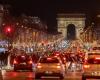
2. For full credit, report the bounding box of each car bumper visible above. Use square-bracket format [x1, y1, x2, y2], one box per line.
[82, 73, 100, 80]
[82, 71, 100, 80]
[14, 64, 32, 70]
[35, 72, 63, 77]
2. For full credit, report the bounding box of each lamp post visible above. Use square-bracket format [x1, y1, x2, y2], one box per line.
[4, 26, 13, 69]
[5, 26, 13, 51]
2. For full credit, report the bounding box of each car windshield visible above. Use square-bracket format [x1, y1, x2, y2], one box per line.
[39, 57, 59, 63]
[87, 54, 100, 64]
[92, 47, 100, 50]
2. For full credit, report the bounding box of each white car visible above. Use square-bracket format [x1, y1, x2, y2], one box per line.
[82, 53, 100, 80]
[35, 56, 65, 79]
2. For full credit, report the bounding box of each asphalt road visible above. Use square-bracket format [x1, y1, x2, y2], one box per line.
[0, 70, 82, 80]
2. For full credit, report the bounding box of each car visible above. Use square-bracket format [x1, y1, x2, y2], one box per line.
[35, 56, 65, 79]
[13, 54, 33, 71]
[88, 46, 100, 54]
[50, 51, 69, 71]
[82, 53, 100, 80]
[92, 46, 100, 51]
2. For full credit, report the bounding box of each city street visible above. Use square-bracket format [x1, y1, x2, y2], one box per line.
[0, 1, 100, 80]
[1, 70, 82, 80]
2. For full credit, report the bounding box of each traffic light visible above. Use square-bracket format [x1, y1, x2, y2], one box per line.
[3, 25, 14, 37]
[5, 27, 12, 33]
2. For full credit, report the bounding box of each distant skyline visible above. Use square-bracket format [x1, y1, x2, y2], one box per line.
[0, 0, 100, 31]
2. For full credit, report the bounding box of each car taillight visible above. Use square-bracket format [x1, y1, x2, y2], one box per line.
[63, 57, 66, 60]
[83, 65, 90, 68]
[37, 65, 42, 68]
[57, 63, 61, 69]
[37, 63, 42, 68]
[84, 58, 88, 63]
[95, 57, 100, 60]
[56, 54, 59, 56]
[28, 60, 32, 64]
[47, 58, 52, 60]
[57, 65, 61, 69]
[13, 60, 18, 64]
[54, 55, 57, 57]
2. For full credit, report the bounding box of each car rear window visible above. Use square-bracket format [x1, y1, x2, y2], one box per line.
[87, 54, 100, 64]
[15, 55, 31, 62]
[39, 57, 59, 63]
[92, 47, 100, 50]
[87, 58, 100, 64]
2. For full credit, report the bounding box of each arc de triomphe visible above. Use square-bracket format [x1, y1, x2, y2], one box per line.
[57, 14, 86, 40]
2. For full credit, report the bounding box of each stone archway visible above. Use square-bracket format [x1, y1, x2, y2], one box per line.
[57, 14, 86, 40]
[67, 24, 76, 40]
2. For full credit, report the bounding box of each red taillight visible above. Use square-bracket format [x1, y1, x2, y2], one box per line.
[28, 60, 32, 64]
[54, 55, 57, 57]
[57, 63, 60, 65]
[83, 65, 90, 69]
[57, 63, 61, 69]
[37, 63, 42, 68]
[84, 58, 88, 63]
[21, 55, 25, 58]
[57, 66, 61, 69]
[56, 54, 59, 56]
[13, 60, 18, 64]
[47, 58, 52, 60]
[37, 65, 42, 68]
[63, 57, 66, 60]
[95, 57, 100, 60]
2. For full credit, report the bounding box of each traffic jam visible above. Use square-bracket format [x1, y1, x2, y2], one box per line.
[0, 42, 100, 80]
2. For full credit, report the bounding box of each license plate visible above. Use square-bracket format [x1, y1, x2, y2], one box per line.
[20, 63, 26, 65]
[45, 71, 52, 74]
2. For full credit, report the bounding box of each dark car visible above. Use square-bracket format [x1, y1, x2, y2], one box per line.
[13, 54, 33, 71]
[50, 51, 69, 71]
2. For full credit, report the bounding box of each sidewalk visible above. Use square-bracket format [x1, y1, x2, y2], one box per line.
[0, 65, 13, 71]
[1, 65, 36, 71]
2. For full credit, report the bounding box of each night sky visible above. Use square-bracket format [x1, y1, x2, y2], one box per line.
[0, 0, 100, 31]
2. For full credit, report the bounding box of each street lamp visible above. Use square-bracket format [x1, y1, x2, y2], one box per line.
[3, 26, 14, 69]
[4, 26, 13, 50]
